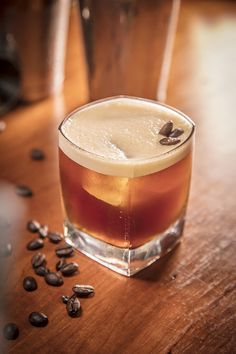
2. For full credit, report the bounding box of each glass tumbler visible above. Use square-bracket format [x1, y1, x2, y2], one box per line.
[58, 96, 195, 276]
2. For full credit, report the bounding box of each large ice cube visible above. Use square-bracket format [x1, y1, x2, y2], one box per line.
[82, 171, 129, 207]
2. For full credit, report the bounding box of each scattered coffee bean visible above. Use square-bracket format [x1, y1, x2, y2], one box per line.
[23, 276, 38, 291]
[61, 295, 70, 304]
[66, 295, 81, 317]
[44, 272, 64, 287]
[159, 137, 181, 146]
[0, 243, 12, 257]
[27, 220, 41, 233]
[31, 253, 46, 268]
[30, 148, 45, 161]
[159, 121, 173, 137]
[3, 323, 19, 340]
[55, 245, 74, 258]
[34, 266, 49, 277]
[0, 120, 6, 133]
[16, 185, 33, 197]
[61, 262, 79, 276]
[72, 284, 95, 297]
[56, 258, 66, 271]
[169, 128, 184, 138]
[28, 312, 48, 327]
[27, 238, 44, 251]
[38, 225, 48, 239]
[48, 232, 63, 244]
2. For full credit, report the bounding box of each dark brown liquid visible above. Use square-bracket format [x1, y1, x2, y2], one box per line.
[59, 149, 192, 248]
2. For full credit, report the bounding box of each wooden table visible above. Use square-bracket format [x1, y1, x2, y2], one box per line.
[0, 1, 236, 353]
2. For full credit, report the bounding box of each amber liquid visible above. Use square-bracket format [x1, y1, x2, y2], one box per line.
[59, 149, 192, 248]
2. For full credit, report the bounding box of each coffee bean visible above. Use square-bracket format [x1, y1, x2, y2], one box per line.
[169, 128, 184, 138]
[66, 295, 81, 317]
[48, 232, 63, 244]
[16, 185, 33, 197]
[61, 295, 70, 304]
[23, 276, 38, 291]
[159, 137, 181, 146]
[159, 121, 173, 137]
[44, 272, 64, 286]
[27, 220, 41, 233]
[31, 253, 46, 268]
[56, 258, 66, 271]
[34, 266, 49, 277]
[29, 312, 48, 327]
[27, 238, 44, 251]
[30, 148, 45, 161]
[3, 323, 19, 340]
[0, 243, 12, 257]
[38, 225, 48, 239]
[72, 284, 95, 297]
[55, 245, 74, 258]
[61, 262, 79, 276]
[0, 120, 6, 133]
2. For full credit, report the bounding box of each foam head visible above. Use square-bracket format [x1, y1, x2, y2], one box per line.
[59, 96, 194, 177]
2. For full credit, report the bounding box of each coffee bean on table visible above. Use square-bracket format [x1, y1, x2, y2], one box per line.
[72, 284, 95, 297]
[34, 266, 49, 277]
[159, 121, 173, 137]
[29, 312, 48, 327]
[48, 232, 63, 244]
[0, 243, 12, 257]
[23, 276, 38, 291]
[30, 148, 45, 161]
[27, 220, 41, 233]
[31, 253, 46, 268]
[27, 238, 44, 251]
[56, 258, 66, 271]
[44, 272, 64, 286]
[16, 185, 33, 197]
[55, 245, 74, 258]
[38, 225, 48, 239]
[66, 295, 81, 317]
[61, 262, 79, 276]
[169, 128, 184, 138]
[3, 323, 19, 340]
[61, 295, 70, 304]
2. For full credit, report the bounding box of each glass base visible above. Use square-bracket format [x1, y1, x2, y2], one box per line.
[64, 218, 185, 277]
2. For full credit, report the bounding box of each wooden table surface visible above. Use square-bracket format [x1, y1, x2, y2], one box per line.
[0, 1, 236, 353]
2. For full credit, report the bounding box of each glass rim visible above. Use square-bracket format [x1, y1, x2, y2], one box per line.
[58, 95, 195, 163]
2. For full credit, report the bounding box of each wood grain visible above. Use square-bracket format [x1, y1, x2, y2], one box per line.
[0, 1, 236, 353]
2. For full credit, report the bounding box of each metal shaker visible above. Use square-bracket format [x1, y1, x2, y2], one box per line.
[2, 0, 70, 103]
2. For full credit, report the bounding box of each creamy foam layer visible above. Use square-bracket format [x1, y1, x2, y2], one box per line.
[59, 97, 194, 177]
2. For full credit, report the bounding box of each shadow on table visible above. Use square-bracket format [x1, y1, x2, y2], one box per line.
[132, 244, 181, 282]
